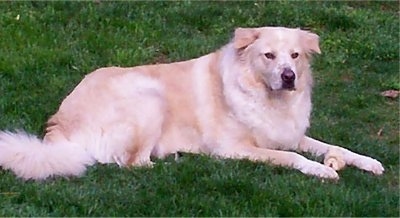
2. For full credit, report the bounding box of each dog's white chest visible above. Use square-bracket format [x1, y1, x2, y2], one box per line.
[252, 107, 309, 150]
[226, 87, 311, 150]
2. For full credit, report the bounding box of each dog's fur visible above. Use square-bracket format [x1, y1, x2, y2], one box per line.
[0, 27, 384, 180]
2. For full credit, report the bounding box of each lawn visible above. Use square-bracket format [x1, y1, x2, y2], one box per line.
[0, 1, 399, 217]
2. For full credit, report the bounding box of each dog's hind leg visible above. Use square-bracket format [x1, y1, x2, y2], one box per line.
[298, 136, 384, 175]
[119, 94, 165, 168]
[125, 124, 162, 168]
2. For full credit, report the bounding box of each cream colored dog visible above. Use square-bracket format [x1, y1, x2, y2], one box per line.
[0, 26, 384, 180]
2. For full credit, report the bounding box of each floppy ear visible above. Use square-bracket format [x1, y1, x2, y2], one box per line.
[302, 31, 321, 54]
[233, 27, 259, 49]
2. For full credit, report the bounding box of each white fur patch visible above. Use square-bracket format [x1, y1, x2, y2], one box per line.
[0, 131, 93, 180]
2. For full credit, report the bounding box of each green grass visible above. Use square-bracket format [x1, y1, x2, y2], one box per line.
[0, 1, 399, 217]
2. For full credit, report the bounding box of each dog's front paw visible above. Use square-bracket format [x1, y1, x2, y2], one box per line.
[298, 160, 339, 180]
[352, 155, 384, 175]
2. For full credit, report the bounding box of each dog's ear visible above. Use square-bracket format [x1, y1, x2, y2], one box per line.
[301, 31, 321, 54]
[233, 27, 259, 49]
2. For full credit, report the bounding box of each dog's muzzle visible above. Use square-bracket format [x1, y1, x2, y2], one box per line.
[281, 68, 296, 90]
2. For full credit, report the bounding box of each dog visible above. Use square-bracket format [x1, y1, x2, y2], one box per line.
[0, 26, 384, 180]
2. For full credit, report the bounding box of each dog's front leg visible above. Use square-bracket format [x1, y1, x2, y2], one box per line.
[212, 145, 339, 179]
[299, 136, 384, 175]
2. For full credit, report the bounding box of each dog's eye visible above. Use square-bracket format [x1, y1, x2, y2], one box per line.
[291, 52, 299, 59]
[264, 52, 275, 60]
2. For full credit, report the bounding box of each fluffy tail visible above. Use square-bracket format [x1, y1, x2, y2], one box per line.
[0, 131, 94, 180]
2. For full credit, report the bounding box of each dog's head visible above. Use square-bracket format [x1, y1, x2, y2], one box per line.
[233, 27, 320, 91]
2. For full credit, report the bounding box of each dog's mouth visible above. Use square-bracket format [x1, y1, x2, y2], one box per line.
[262, 75, 296, 92]
[267, 84, 296, 92]
[281, 83, 296, 91]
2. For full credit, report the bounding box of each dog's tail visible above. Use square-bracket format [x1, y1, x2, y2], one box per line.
[0, 130, 94, 180]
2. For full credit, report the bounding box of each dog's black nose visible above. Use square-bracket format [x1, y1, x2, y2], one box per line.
[281, 68, 296, 83]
